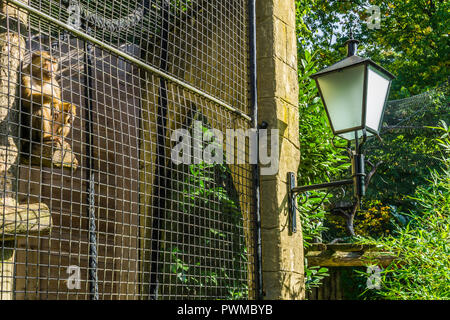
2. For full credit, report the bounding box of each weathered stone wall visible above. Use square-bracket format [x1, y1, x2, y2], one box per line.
[256, 0, 304, 299]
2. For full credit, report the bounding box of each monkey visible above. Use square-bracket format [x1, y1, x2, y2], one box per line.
[21, 51, 62, 110]
[21, 51, 61, 150]
[35, 101, 79, 169]
[20, 51, 77, 162]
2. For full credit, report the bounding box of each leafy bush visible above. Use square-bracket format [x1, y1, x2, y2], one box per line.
[327, 200, 395, 239]
[358, 122, 450, 300]
[297, 48, 352, 291]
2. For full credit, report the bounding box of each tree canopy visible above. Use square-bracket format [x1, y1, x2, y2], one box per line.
[298, 0, 449, 99]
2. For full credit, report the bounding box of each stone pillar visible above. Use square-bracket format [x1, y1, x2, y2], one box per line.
[256, 0, 304, 299]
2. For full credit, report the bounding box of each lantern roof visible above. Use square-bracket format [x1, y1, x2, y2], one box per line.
[312, 55, 395, 80]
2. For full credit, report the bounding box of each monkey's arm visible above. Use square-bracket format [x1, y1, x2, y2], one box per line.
[57, 103, 77, 139]
[22, 75, 60, 105]
[52, 102, 76, 143]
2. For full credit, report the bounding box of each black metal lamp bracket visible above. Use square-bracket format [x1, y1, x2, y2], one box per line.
[288, 147, 367, 234]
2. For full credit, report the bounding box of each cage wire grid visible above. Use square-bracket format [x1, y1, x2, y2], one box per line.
[0, 0, 257, 300]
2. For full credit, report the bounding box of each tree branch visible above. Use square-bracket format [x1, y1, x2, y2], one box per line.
[346, 160, 383, 236]
[366, 161, 383, 188]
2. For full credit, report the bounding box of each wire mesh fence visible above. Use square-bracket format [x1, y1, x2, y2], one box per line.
[0, 0, 257, 300]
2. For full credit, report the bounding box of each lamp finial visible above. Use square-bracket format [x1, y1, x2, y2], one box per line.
[345, 38, 360, 57]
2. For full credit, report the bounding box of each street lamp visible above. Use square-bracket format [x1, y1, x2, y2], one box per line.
[312, 39, 395, 140]
[288, 39, 395, 233]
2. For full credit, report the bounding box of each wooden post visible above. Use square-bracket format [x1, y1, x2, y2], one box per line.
[305, 243, 397, 268]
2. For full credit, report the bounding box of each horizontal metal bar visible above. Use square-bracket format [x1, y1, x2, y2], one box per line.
[7, 0, 252, 122]
[291, 179, 353, 194]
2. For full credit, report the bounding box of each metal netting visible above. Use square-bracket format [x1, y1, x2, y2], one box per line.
[365, 82, 450, 164]
[381, 83, 449, 133]
[0, 0, 257, 300]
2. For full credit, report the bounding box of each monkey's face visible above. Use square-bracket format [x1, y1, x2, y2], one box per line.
[62, 102, 77, 124]
[47, 59, 58, 74]
[42, 59, 58, 78]
[31, 51, 59, 78]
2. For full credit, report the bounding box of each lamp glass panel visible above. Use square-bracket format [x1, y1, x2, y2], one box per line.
[338, 129, 373, 141]
[317, 64, 365, 133]
[366, 65, 390, 132]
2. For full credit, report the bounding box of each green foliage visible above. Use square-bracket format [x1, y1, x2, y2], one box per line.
[363, 0, 450, 98]
[299, 0, 450, 99]
[297, 49, 350, 187]
[296, 1, 449, 298]
[172, 0, 193, 12]
[296, 47, 350, 292]
[305, 266, 329, 290]
[327, 200, 395, 239]
[357, 122, 450, 300]
[296, 2, 351, 292]
[365, 85, 450, 213]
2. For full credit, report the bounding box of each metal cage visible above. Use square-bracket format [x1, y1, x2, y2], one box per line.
[0, 0, 259, 300]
